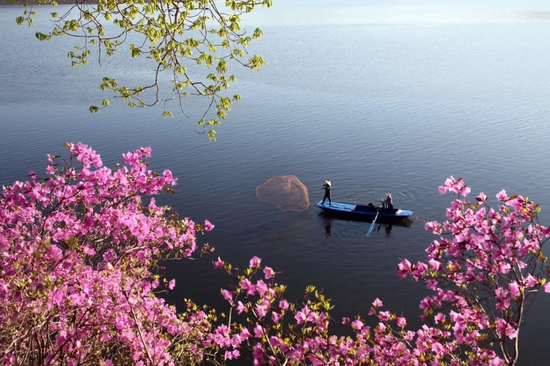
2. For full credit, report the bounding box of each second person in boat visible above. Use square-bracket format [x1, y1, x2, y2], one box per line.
[384, 193, 393, 210]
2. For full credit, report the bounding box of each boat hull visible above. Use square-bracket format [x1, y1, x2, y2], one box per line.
[317, 200, 413, 222]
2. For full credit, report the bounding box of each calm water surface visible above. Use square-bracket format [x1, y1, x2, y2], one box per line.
[1, 6, 550, 364]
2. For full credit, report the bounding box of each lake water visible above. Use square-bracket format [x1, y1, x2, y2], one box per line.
[1, 5, 550, 364]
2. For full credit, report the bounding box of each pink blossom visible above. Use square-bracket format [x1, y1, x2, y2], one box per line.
[496, 189, 508, 201]
[524, 274, 538, 288]
[271, 311, 281, 323]
[240, 279, 256, 296]
[476, 192, 487, 203]
[509, 282, 521, 297]
[295, 306, 311, 324]
[252, 343, 263, 360]
[221, 289, 233, 302]
[168, 279, 176, 290]
[428, 258, 442, 271]
[498, 261, 511, 274]
[425, 221, 442, 234]
[254, 324, 264, 337]
[249, 256, 262, 268]
[351, 319, 364, 330]
[263, 266, 275, 279]
[213, 257, 223, 269]
[439, 176, 470, 196]
[396, 317, 407, 328]
[236, 301, 247, 314]
[506, 196, 524, 211]
[255, 299, 270, 318]
[204, 220, 215, 231]
[397, 259, 412, 278]
[460, 185, 471, 196]
[426, 279, 438, 291]
[255, 280, 268, 297]
[225, 350, 239, 360]
[82, 246, 96, 256]
[240, 327, 251, 340]
[434, 313, 446, 324]
[495, 318, 518, 339]
[378, 311, 391, 322]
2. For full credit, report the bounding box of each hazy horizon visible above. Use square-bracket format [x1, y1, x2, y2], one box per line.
[240, 0, 550, 25]
[3, 1, 550, 25]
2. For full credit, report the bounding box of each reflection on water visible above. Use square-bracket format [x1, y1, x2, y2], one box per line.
[325, 223, 332, 238]
[376, 223, 393, 237]
[385, 224, 393, 236]
[254, 211, 311, 244]
[321, 217, 396, 238]
[321, 215, 333, 238]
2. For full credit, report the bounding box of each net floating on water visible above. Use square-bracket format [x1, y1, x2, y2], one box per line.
[256, 175, 310, 212]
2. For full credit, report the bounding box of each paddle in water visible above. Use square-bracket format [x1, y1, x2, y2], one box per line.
[366, 200, 383, 236]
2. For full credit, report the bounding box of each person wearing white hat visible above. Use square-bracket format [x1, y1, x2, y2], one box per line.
[321, 179, 332, 205]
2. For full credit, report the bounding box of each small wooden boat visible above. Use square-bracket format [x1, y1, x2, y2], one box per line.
[317, 200, 413, 222]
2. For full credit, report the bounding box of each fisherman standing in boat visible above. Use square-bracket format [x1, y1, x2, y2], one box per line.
[321, 179, 332, 206]
[384, 193, 393, 210]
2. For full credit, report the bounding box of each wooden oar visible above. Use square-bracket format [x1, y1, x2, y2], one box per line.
[367, 201, 383, 236]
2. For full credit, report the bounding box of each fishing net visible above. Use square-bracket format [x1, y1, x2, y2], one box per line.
[256, 175, 309, 212]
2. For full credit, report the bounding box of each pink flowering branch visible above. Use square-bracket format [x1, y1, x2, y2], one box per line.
[0, 143, 216, 365]
[399, 177, 550, 364]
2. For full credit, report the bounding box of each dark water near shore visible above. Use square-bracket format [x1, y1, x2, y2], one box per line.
[2, 5, 550, 364]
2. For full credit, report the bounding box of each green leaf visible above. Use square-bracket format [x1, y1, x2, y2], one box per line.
[35, 32, 51, 41]
[207, 129, 216, 142]
[130, 44, 141, 58]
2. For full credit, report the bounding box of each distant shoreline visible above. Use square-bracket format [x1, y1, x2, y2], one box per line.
[0, 1, 91, 4]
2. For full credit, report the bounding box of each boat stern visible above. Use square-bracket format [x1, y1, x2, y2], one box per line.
[395, 209, 413, 217]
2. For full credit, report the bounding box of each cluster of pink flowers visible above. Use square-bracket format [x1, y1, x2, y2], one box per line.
[398, 176, 550, 364]
[0, 143, 215, 365]
[1, 144, 548, 365]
